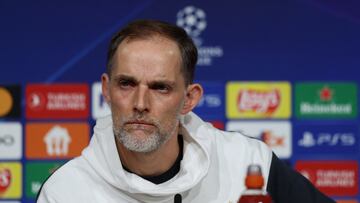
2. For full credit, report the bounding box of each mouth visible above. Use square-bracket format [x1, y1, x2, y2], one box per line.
[125, 120, 155, 126]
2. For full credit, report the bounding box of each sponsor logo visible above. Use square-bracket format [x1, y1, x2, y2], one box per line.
[197, 94, 221, 108]
[26, 123, 89, 159]
[25, 162, 64, 198]
[0, 122, 22, 160]
[0, 162, 22, 198]
[237, 89, 280, 115]
[91, 82, 110, 120]
[336, 200, 359, 203]
[294, 124, 358, 155]
[0, 85, 21, 119]
[26, 84, 89, 119]
[299, 132, 355, 147]
[176, 5, 224, 66]
[295, 161, 359, 196]
[226, 82, 291, 119]
[295, 83, 357, 118]
[226, 121, 292, 158]
[193, 82, 224, 119]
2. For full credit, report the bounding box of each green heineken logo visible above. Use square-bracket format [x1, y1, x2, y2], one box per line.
[295, 82, 357, 118]
[25, 162, 64, 198]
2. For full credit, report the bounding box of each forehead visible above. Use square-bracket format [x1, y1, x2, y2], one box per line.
[112, 36, 184, 82]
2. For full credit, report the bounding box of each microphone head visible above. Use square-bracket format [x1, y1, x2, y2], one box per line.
[174, 193, 182, 203]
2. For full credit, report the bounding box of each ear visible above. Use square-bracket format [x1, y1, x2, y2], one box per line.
[101, 73, 111, 104]
[181, 83, 203, 114]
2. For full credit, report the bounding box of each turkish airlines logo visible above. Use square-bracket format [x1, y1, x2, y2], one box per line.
[27, 92, 46, 111]
[296, 161, 359, 196]
[26, 123, 89, 159]
[26, 84, 89, 119]
[237, 89, 280, 114]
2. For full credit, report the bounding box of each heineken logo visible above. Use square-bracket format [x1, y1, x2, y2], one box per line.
[300, 103, 352, 114]
[295, 83, 357, 119]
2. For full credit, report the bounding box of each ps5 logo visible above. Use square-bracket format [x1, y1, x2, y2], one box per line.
[197, 94, 221, 108]
[298, 131, 355, 147]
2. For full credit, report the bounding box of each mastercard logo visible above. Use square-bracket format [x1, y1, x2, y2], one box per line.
[0, 87, 14, 117]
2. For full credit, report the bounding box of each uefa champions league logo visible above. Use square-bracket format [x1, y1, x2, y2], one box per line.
[176, 5, 223, 66]
[177, 6, 207, 40]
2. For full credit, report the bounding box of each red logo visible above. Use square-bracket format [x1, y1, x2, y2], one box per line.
[237, 89, 280, 115]
[319, 86, 333, 101]
[26, 84, 89, 119]
[0, 168, 11, 193]
[295, 161, 358, 196]
[260, 130, 285, 147]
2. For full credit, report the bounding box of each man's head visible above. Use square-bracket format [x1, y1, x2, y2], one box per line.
[107, 19, 198, 86]
[102, 19, 203, 153]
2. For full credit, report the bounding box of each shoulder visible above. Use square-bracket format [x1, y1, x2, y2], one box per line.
[267, 154, 335, 203]
[37, 157, 93, 202]
[212, 126, 273, 163]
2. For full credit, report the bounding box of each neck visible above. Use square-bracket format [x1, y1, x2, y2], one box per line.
[116, 131, 180, 176]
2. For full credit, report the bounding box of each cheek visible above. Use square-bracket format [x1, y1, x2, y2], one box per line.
[110, 92, 133, 112]
[156, 98, 184, 119]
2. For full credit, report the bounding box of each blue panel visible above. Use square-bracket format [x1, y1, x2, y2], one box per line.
[294, 122, 359, 156]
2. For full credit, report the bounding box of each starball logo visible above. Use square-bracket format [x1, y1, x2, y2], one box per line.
[296, 161, 358, 196]
[176, 5, 224, 66]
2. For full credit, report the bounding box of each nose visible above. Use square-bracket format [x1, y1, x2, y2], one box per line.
[133, 85, 149, 113]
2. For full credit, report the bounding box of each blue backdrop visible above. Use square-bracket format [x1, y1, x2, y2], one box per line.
[1, 0, 360, 202]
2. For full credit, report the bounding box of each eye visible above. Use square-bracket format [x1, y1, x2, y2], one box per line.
[151, 83, 171, 93]
[118, 79, 135, 89]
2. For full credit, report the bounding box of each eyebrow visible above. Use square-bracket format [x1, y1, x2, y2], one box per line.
[112, 74, 176, 87]
[112, 74, 138, 84]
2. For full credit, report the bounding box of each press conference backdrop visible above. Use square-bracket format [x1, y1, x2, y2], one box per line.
[0, 0, 360, 202]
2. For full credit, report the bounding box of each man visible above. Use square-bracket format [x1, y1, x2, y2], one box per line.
[37, 19, 334, 203]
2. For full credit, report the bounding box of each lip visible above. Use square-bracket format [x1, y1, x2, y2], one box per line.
[126, 121, 154, 126]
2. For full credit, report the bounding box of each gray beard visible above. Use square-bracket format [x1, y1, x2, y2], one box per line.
[112, 115, 179, 153]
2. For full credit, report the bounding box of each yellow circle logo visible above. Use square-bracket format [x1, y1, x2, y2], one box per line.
[0, 87, 13, 116]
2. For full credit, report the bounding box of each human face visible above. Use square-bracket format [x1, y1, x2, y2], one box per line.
[103, 36, 187, 153]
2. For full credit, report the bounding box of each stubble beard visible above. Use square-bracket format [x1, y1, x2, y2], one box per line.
[112, 112, 180, 153]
